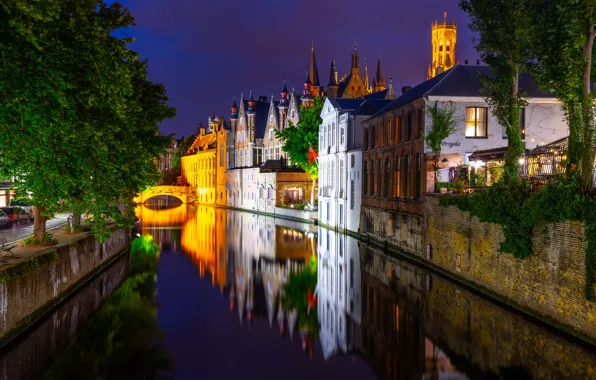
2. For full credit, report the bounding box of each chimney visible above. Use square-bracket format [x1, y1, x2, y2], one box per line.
[401, 86, 412, 94]
[465, 58, 468, 64]
[258, 96, 268, 102]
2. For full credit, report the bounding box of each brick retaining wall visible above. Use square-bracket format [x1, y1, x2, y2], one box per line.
[423, 195, 596, 341]
[0, 228, 130, 342]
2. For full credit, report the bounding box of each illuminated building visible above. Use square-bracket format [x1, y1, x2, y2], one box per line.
[427, 13, 457, 79]
[181, 115, 228, 206]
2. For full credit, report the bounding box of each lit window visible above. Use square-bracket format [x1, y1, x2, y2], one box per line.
[465, 107, 488, 138]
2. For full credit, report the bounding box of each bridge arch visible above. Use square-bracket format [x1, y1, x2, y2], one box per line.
[136, 186, 195, 204]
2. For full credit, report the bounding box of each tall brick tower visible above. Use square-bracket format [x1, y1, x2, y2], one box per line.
[428, 12, 457, 79]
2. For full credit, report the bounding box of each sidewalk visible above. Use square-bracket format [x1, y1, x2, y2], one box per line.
[0, 213, 70, 244]
[0, 225, 90, 269]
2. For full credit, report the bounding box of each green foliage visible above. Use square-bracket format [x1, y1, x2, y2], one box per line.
[281, 256, 319, 335]
[441, 175, 596, 299]
[525, 0, 596, 187]
[0, 251, 57, 284]
[425, 101, 457, 154]
[460, 0, 528, 181]
[22, 232, 58, 246]
[276, 97, 324, 179]
[44, 235, 169, 379]
[435, 181, 465, 192]
[0, 1, 175, 242]
[171, 134, 196, 170]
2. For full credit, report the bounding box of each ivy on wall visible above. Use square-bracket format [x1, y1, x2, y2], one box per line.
[440, 176, 596, 300]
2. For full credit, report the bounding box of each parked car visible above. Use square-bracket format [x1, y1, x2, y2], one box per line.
[2, 207, 31, 225]
[9, 200, 35, 220]
[0, 209, 10, 229]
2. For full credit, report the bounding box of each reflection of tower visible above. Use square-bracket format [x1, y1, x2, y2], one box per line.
[428, 12, 457, 79]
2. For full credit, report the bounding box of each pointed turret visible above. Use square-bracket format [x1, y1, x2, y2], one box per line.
[372, 54, 387, 93]
[385, 76, 397, 100]
[230, 94, 239, 120]
[308, 41, 320, 87]
[326, 59, 339, 98]
[279, 79, 289, 109]
[351, 40, 360, 75]
[302, 69, 314, 107]
[364, 57, 370, 93]
[247, 88, 256, 115]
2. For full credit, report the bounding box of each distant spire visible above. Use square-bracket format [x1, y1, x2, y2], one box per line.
[354, 40, 357, 53]
[364, 57, 370, 92]
[351, 41, 360, 73]
[308, 41, 320, 86]
[327, 59, 338, 86]
[376, 53, 385, 86]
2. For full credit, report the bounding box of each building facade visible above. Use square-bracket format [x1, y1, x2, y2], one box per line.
[318, 97, 392, 234]
[181, 115, 228, 206]
[361, 64, 568, 255]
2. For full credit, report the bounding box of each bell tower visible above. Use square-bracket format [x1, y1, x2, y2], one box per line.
[428, 12, 457, 79]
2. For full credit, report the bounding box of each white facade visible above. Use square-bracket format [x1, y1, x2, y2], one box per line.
[424, 96, 567, 166]
[318, 98, 367, 233]
[317, 227, 361, 359]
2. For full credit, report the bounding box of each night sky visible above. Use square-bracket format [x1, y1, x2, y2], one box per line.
[121, 0, 478, 137]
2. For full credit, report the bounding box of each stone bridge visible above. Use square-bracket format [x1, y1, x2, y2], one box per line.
[136, 186, 196, 204]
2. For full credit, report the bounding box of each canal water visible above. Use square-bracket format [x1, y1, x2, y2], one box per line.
[1, 203, 596, 379]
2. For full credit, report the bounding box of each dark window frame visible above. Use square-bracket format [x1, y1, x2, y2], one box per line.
[465, 106, 489, 139]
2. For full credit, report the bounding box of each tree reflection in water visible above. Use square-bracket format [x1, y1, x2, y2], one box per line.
[43, 235, 171, 380]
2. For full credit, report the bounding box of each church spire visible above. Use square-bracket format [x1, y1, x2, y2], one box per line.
[309, 41, 320, 86]
[376, 53, 385, 87]
[385, 76, 397, 100]
[326, 59, 339, 99]
[351, 40, 360, 74]
[247, 88, 256, 115]
[364, 57, 370, 93]
[230, 94, 238, 120]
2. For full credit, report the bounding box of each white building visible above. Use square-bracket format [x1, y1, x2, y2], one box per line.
[317, 227, 362, 359]
[318, 97, 391, 233]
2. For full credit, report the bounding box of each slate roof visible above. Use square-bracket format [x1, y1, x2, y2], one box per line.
[328, 97, 366, 111]
[355, 99, 392, 116]
[367, 64, 554, 121]
[243, 100, 274, 139]
[363, 89, 389, 99]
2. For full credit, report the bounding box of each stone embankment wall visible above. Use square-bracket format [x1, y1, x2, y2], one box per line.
[0, 228, 130, 342]
[0, 254, 129, 380]
[362, 244, 596, 380]
[423, 195, 596, 341]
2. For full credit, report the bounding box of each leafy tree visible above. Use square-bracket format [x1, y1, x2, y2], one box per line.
[0, 1, 175, 241]
[526, 0, 596, 189]
[276, 96, 324, 205]
[425, 101, 457, 182]
[460, 0, 529, 182]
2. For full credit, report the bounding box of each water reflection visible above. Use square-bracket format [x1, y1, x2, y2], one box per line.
[135, 205, 596, 380]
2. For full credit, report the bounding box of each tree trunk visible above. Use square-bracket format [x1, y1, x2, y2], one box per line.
[581, 20, 595, 191]
[504, 64, 523, 182]
[566, 100, 583, 174]
[33, 206, 47, 241]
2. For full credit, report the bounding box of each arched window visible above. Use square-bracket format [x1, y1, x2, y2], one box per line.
[439, 43, 443, 52]
[385, 159, 391, 197]
[446, 41, 450, 52]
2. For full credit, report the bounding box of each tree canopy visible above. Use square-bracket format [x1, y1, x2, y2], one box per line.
[276, 97, 324, 180]
[0, 1, 175, 241]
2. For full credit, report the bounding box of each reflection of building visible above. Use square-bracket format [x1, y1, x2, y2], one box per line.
[360, 244, 466, 380]
[180, 206, 228, 290]
[181, 116, 228, 206]
[226, 210, 316, 331]
[428, 14, 457, 79]
[318, 97, 392, 233]
[317, 227, 362, 359]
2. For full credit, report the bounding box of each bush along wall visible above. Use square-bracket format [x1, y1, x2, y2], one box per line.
[440, 175, 596, 300]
